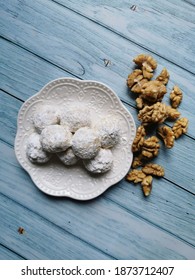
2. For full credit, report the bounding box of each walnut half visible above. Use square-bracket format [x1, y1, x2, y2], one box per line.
[166, 105, 181, 120]
[170, 86, 183, 108]
[157, 125, 175, 149]
[126, 169, 146, 183]
[133, 54, 157, 79]
[138, 102, 167, 126]
[172, 117, 189, 139]
[132, 125, 146, 153]
[127, 69, 143, 88]
[141, 80, 167, 103]
[156, 68, 170, 85]
[142, 163, 164, 177]
[131, 78, 148, 94]
[141, 175, 153, 196]
[132, 154, 144, 168]
[141, 136, 160, 159]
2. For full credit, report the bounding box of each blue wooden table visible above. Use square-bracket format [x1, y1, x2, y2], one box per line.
[0, 0, 195, 260]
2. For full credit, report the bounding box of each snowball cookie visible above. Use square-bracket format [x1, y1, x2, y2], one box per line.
[26, 132, 51, 164]
[94, 115, 120, 148]
[56, 147, 78, 166]
[40, 124, 72, 153]
[72, 127, 101, 159]
[33, 105, 60, 133]
[83, 148, 113, 174]
[60, 106, 91, 133]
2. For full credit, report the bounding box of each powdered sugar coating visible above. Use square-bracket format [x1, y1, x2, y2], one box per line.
[72, 127, 101, 159]
[33, 105, 60, 133]
[94, 115, 120, 148]
[56, 147, 78, 166]
[26, 132, 51, 163]
[60, 106, 91, 133]
[40, 125, 72, 153]
[83, 148, 113, 173]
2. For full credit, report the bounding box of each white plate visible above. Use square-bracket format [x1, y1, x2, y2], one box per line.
[15, 78, 136, 200]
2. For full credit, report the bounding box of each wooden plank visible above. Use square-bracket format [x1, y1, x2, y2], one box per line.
[0, 39, 71, 101]
[106, 178, 195, 246]
[0, 90, 22, 144]
[55, 0, 195, 24]
[0, 1, 194, 260]
[53, 0, 195, 72]
[183, 0, 195, 7]
[0, 193, 112, 260]
[1, 143, 195, 259]
[1, 132, 195, 246]
[0, 2, 195, 138]
[1, 87, 195, 194]
[1, 85, 195, 244]
[0, 0, 194, 258]
[1, 91, 195, 244]
[0, 244, 24, 260]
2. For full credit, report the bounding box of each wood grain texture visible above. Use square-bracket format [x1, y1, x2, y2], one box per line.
[1, 80, 195, 197]
[0, 39, 70, 100]
[0, 245, 24, 260]
[1, 141, 195, 259]
[1, 90, 195, 245]
[1, 39, 195, 193]
[55, 0, 195, 24]
[0, 1, 194, 138]
[53, 0, 195, 73]
[0, 0, 195, 260]
[0, 193, 112, 260]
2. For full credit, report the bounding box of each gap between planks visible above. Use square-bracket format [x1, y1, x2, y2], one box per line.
[49, 0, 195, 76]
[1, 91, 195, 245]
[0, 243, 26, 260]
[0, 1, 193, 260]
[1, 128, 195, 247]
[1, 3, 195, 136]
[105, 195, 195, 248]
[182, 0, 195, 8]
[0, 35, 82, 80]
[0, 36, 194, 141]
[0, 171, 194, 258]
[0, 192, 116, 260]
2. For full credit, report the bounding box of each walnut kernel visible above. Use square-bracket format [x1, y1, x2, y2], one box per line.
[141, 80, 167, 102]
[127, 69, 143, 88]
[141, 136, 160, 159]
[157, 125, 175, 148]
[132, 125, 146, 153]
[142, 69, 154, 80]
[142, 163, 164, 177]
[131, 78, 148, 94]
[127, 53, 188, 198]
[138, 102, 167, 125]
[156, 68, 170, 85]
[133, 54, 157, 79]
[126, 169, 146, 183]
[172, 118, 189, 139]
[132, 154, 144, 168]
[170, 86, 183, 108]
[141, 175, 153, 196]
[166, 106, 181, 120]
[133, 54, 157, 70]
[136, 97, 144, 110]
